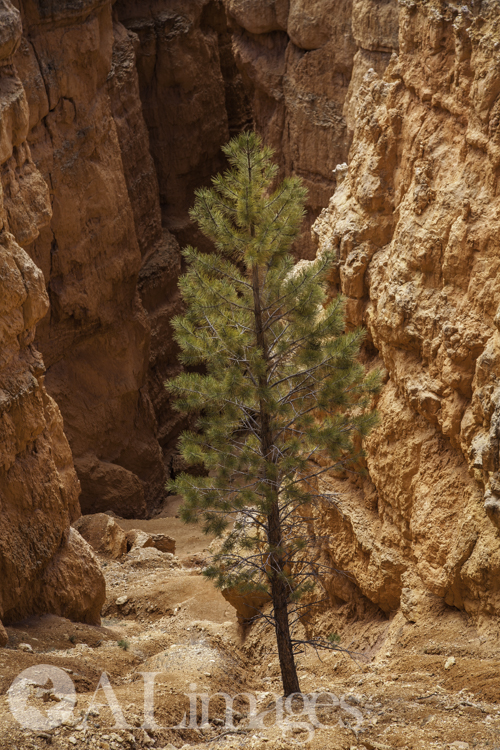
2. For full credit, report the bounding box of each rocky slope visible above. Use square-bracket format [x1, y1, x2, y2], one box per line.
[1, 510, 500, 750]
[0, 0, 104, 638]
[312, 0, 500, 625]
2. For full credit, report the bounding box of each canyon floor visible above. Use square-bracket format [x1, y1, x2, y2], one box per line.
[0, 502, 499, 750]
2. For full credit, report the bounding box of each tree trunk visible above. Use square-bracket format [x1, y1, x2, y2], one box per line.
[269, 502, 301, 697]
[252, 260, 300, 697]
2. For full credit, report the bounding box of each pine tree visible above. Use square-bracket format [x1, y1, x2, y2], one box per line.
[166, 132, 380, 697]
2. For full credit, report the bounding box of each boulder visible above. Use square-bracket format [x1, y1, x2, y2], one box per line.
[73, 513, 127, 559]
[126, 528, 154, 551]
[36, 529, 106, 626]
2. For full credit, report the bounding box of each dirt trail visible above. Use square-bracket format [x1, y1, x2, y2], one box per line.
[1, 504, 500, 750]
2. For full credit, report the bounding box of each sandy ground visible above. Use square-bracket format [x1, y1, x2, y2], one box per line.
[1, 502, 499, 750]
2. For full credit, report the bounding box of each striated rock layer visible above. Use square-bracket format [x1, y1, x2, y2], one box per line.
[0, 0, 104, 635]
[312, 0, 500, 624]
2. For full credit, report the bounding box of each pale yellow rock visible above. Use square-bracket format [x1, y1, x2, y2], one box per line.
[311, 0, 500, 620]
[73, 513, 128, 559]
[126, 528, 155, 551]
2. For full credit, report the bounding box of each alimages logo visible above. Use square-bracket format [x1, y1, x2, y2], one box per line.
[8, 665, 364, 741]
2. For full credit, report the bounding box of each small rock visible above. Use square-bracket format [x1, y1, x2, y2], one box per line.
[19, 643, 33, 653]
[448, 743, 470, 750]
[116, 595, 128, 606]
[444, 656, 456, 670]
[124, 547, 170, 568]
[150, 533, 176, 554]
[68, 737, 77, 746]
[126, 529, 154, 551]
[362, 741, 393, 750]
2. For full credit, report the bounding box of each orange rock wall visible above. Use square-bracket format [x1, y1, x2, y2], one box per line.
[114, 0, 250, 248]
[1, 0, 250, 630]
[113, 0, 251, 469]
[312, 0, 500, 623]
[13, 0, 167, 518]
[4, 0, 500, 630]
[0, 0, 104, 634]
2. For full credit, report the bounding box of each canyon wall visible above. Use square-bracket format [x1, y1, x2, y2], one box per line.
[0, 0, 104, 640]
[13, 0, 167, 518]
[0, 0, 248, 628]
[3, 0, 500, 631]
[113, 0, 251, 468]
[6, 0, 246, 516]
[223, 0, 399, 257]
[312, 0, 500, 625]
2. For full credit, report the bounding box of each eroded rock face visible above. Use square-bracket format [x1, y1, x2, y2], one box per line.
[224, 0, 398, 257]
[12, 0, 166, 517]
[0, 1, 105, 631]
[312, 0, 500, 621]
[112, 0, 251, 472]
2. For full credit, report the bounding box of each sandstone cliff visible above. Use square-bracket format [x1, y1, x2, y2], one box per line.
[0, 0, 104, 639]
[0, 0, 254, 632]
[223, 0, 399, 257]
[312, 0, 500, 625]
[12, 0, 168, 518]
[4, 0, 500, 636]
